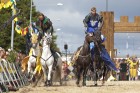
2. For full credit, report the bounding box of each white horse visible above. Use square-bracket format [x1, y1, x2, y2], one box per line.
[41, 33, 62, 86]
[27, 32, 41, 78]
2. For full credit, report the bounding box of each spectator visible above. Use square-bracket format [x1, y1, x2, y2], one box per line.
[138, 67, 140, 80]
[126, 57, 138, 81]
[62, 62, 68, 80]
[119, 59, 127, 80]
[0, 47, 5, 58]
[115, 59, 121, 81]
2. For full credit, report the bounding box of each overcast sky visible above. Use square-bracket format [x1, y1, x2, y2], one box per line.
[33, 0, 140, 57]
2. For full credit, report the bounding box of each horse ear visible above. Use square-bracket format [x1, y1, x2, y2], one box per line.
[45, 33, 47, 36]
[37, 32, 39, 36]
[49, 33, 52, 38]
[30, 31, 33, 36]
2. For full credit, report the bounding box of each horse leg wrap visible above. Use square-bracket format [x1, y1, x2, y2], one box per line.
[53, 60, 57, 70]
[47, 80, 51, 86]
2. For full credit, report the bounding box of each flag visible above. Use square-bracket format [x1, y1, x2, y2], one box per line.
[126, 41, 128, 49]
[10, 0, 16, 9]
[10, 0, 17, 21]
[1, 0, 9, 3]
[0, 0, 16, 10]
[15, 24, 29, 36]
[0, 3, 4, 9]
[10, 0, 16, 5]
[15, 24, 22, 34]
[0, 0, 12, 9]
[0, 0, 10, 9]
[4, 1, 12, 8]
[13, 7, 18, 22]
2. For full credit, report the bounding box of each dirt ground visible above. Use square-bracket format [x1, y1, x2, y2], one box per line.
[9, 81, 140, 93]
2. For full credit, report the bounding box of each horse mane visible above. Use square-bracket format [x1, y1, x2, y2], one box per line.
[80, 39, 90, 55]
[31, 33, 38, 43]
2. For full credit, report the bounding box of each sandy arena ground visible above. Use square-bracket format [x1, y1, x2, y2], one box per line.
[9, 81, 140, 93]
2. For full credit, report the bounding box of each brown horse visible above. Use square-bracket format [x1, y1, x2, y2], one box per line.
[87, 31, 110, 86]
[74, 35, 92, 87]
[74, 33, 109, 87]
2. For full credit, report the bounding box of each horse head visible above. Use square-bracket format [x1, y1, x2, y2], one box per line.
[42, 33, 52, 46]
[85, 34, 94, 44]
[31, 32, 39, 49]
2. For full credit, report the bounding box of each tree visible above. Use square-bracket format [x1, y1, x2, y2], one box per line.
[0, 8, 12, 50]
[0, 0, 60, 54]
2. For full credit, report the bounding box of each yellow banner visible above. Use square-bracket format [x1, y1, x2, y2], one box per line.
[0, 0, 16, 10]
[1, 0, 10, 4]
[0, 0, 12, 9]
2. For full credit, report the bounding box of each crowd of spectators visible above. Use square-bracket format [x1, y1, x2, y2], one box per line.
[114, 56, 140, 81]
[0, 47, 25, 65]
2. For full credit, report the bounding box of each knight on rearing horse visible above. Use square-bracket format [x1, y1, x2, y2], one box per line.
[83, 7, 119, 72]
[35, 13, 58, 70]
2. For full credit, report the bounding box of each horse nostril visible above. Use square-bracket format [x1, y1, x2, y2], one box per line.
[47, 38, 49, 41]
[32, 44, 36, 48]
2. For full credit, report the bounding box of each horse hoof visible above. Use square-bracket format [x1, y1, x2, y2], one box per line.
[47, 83, 51, 86]
[76, 84, 81, 87]
[60, 81, 62, 86]
[44, 84, 47, 87]
[44, 81, 48, 86]
[82, 83, 86, 86]
[47, 80, 52, 86]
[76, 81, 79, 85]
[102, 82, 105, 85]
[94, 84, 98, 86]
[32, 76, 36, 82]
[47, 84, 51, 86]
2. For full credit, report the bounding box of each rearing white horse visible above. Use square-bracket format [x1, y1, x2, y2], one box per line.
[27, 32, 41, 77]
[41, 33, 54, 86]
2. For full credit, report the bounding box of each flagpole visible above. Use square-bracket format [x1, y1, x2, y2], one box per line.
[126, 34, 129, 55]
[30, 0, 33, 25]
[106, 0, 108, 11]
[11, 4, 14, 50]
